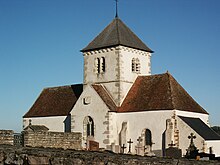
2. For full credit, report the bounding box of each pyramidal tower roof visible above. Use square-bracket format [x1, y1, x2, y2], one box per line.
[82, 17, 153, 52]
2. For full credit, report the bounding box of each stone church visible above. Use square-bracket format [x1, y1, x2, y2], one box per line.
[23, 16, 220, 157]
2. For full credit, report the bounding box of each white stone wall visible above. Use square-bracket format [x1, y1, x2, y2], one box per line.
[83, 47, 120, 106]
[165, 116, 180, 149]
[83, 48, 118, 86]
[205, 140, 220, 157]
[109, 110, 211, 156]
[119, 46, 151, 78]
[23, 116, 67, 132]
[70, 85, 111, 149]
[110, 110, 173, 156]
[175, 109, 211, 156]
[83, 46, 151, 106]
[177, 116, 205, 156]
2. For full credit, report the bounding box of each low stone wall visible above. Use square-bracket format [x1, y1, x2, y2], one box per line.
[0, 145, 219, 165]
[23, 131, 82, 150]
[0, 130, 14, 145]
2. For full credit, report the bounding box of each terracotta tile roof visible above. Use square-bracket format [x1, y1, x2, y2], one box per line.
[92, 84, 117, 112]
[23, 84, 83, 118]
[24, 73, 208, 118]
[118, 73, 208, 114]
[81, 18, 153, 53]
[179, 116, 220, 140]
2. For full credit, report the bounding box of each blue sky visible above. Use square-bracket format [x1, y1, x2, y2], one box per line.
[0, 0, 219, 132]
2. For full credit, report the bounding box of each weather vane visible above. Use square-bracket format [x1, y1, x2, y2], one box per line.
[115, 0, 119, 18]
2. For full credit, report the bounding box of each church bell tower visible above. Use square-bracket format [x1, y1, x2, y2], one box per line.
[81, 17, 153, 106]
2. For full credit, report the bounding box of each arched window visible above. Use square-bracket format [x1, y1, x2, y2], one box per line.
[95, 58, 100, 74]
[95, 57, 105, 74]
[145, 129, 152, 146]
[136, 58, 140, 73]
[132, 58, 136, 72]
[131, 58, 140, 73]
[101, 57, 105, 73]
[83, 116, 94, 137]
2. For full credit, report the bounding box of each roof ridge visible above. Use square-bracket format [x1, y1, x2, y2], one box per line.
[167, 72, 175, 109]
[116, 18, 121, 44]
[43, 84, 82, 90]
[168, 74, 208, 114]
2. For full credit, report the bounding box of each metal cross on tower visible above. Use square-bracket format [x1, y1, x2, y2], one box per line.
[115, 0, 119, 18]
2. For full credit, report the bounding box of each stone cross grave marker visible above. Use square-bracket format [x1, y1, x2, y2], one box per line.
[121, 144, 126, 154]
[127, 138, 133, 154]
[136, 136, 143, 155]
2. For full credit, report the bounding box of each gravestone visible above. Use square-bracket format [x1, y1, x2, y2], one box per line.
[165, 147, 182, 158]
[120, 144, 127, 153]
[89, 140, 99, 151]
[185, 133, 199, 159]
[127, 139, 133, 154]
[135, 136, 144, 156]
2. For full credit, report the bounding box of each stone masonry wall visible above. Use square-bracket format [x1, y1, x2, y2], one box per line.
[0, 130, 14, 145]
[23, 131, 82, 150]
[0, 145, 219, 165]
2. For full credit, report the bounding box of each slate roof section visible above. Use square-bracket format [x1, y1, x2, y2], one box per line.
[23, 84, 83, 118]
[118, 73, 208, 114]
[212, 126, 220, 136]
[82, 18, 153, 52]
[92, 84, 117, 112]
[179, 116, 220, 140]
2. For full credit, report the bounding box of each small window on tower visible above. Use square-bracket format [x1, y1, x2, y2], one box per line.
[95, 57, 105, 74]
[101, 57, 106, 73]
[132, 58, 136, 72]
[95, 58, 100, 74]
[131, 58, 140, 73]
[136, 58, 140, 73]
